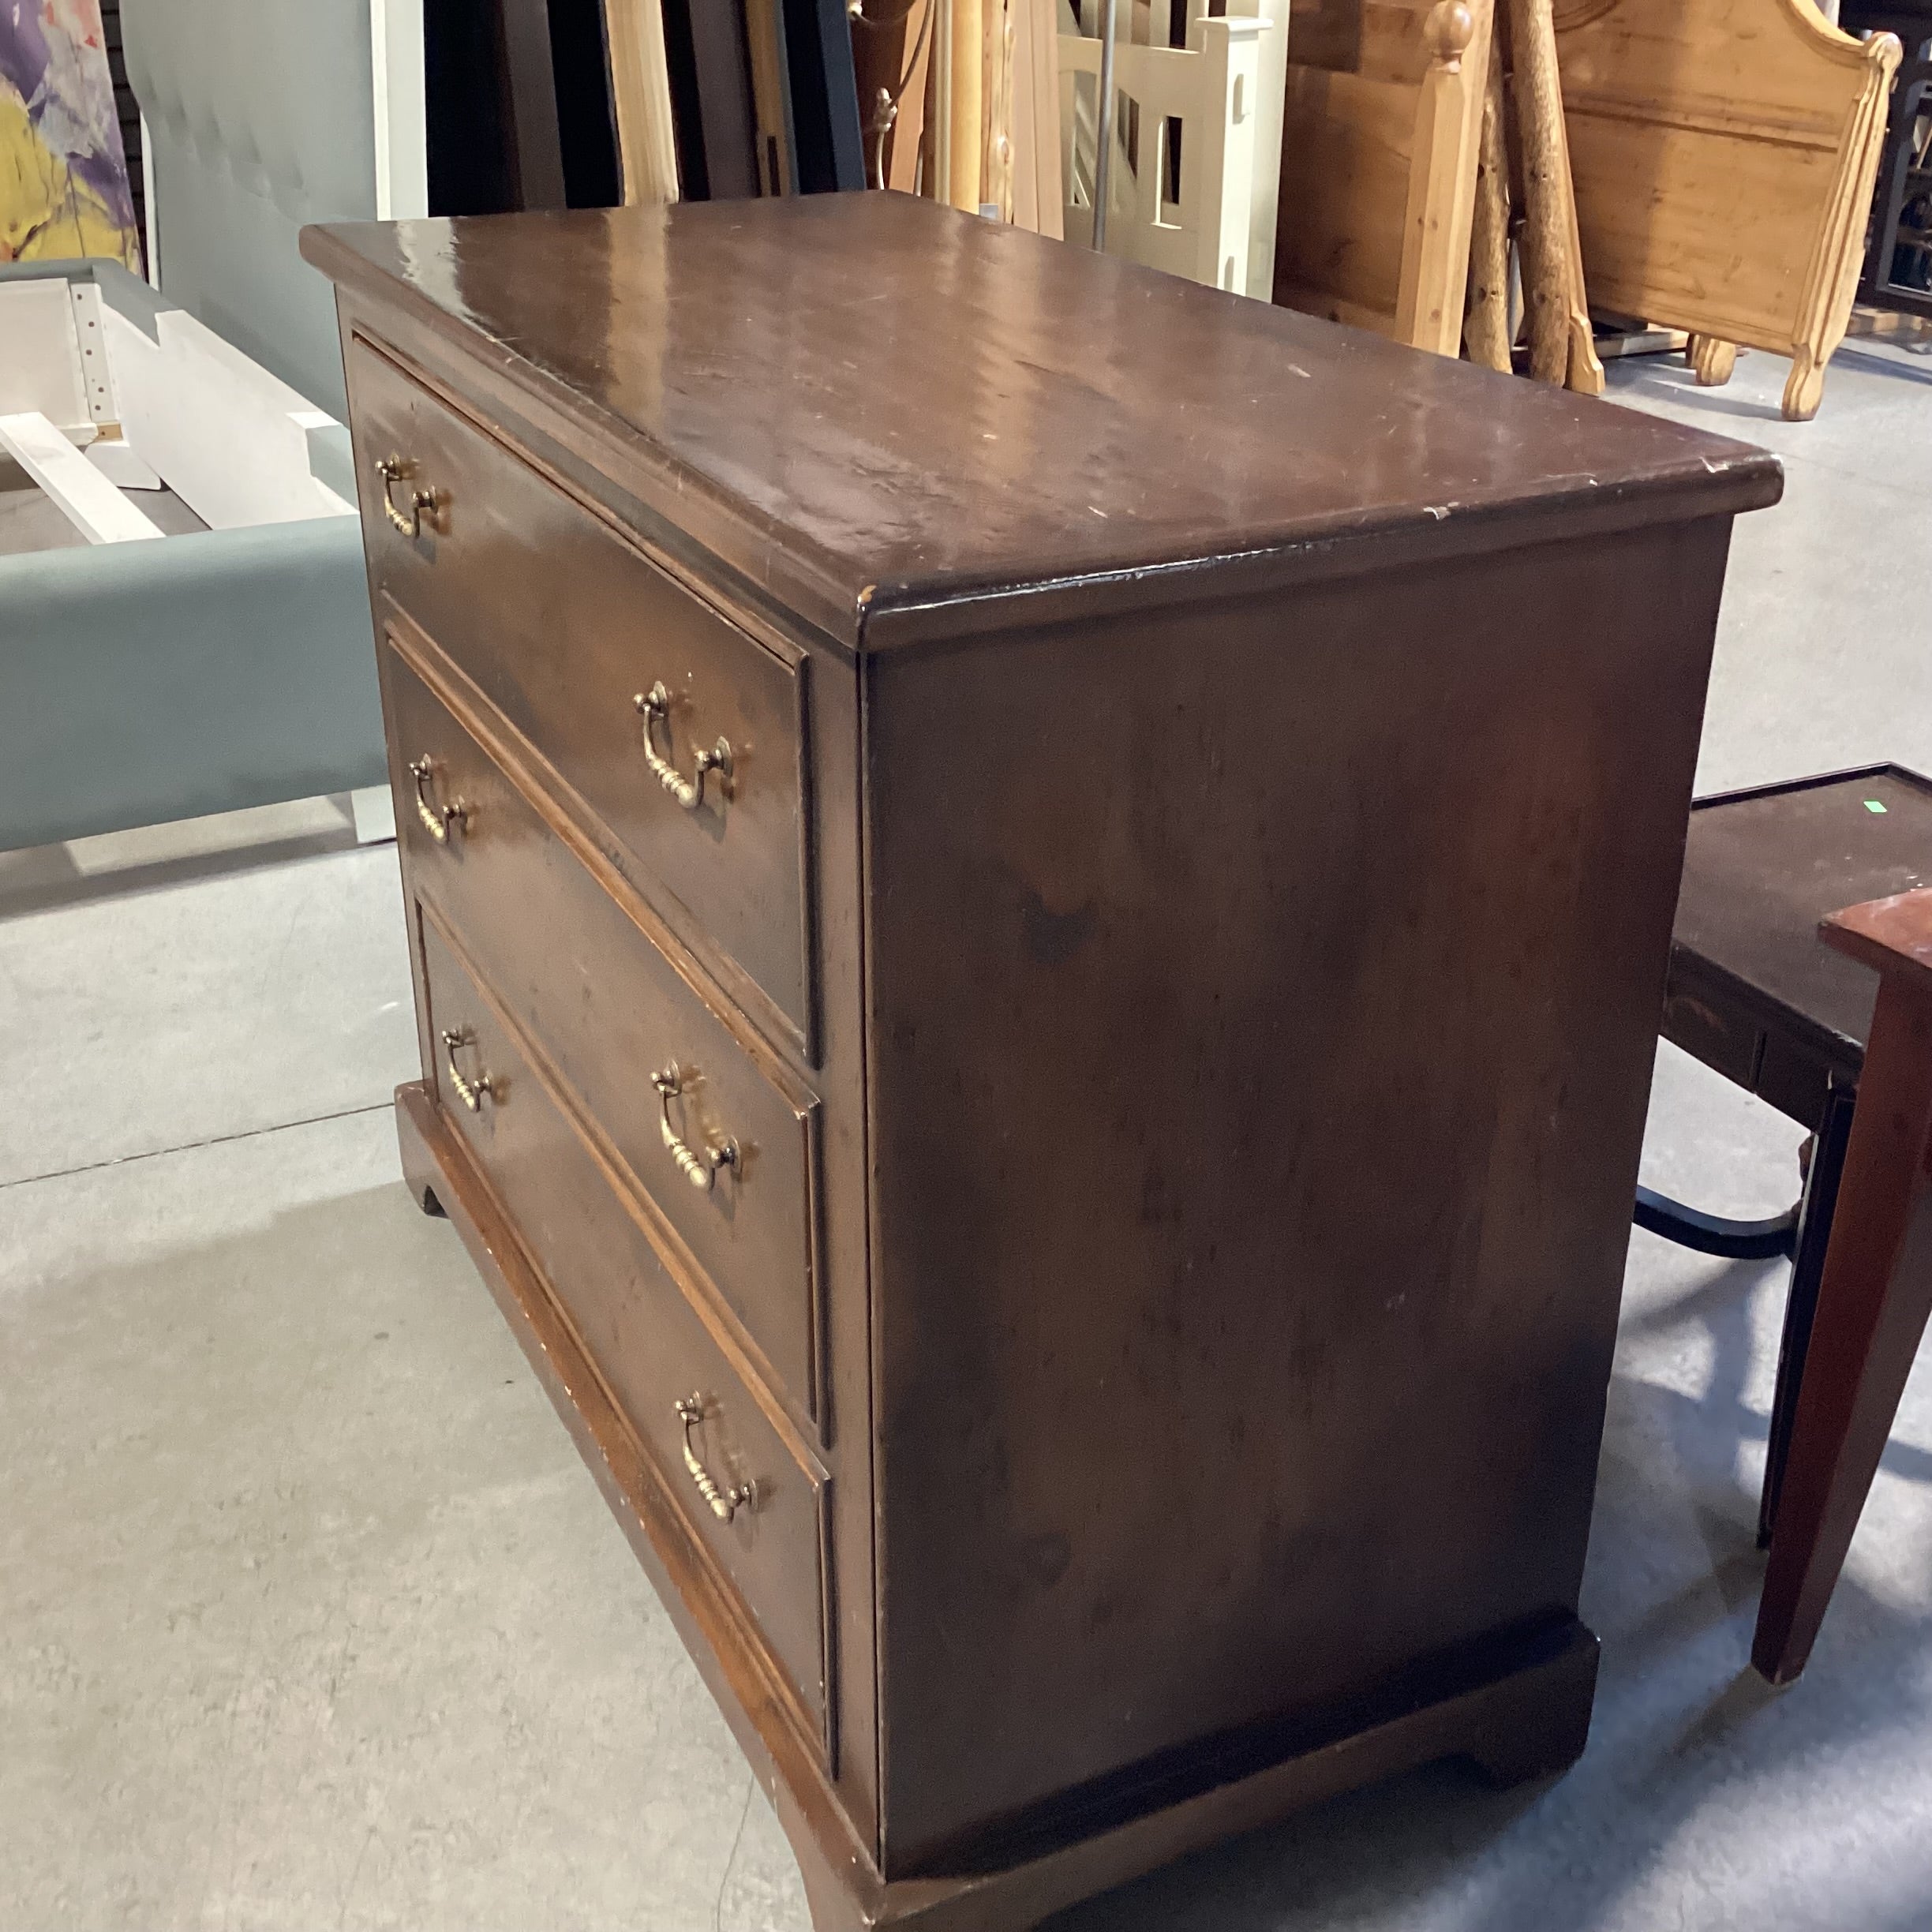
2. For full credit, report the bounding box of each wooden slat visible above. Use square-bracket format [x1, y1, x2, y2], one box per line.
[1276, 0, 1492, 354]
[0, 411, 163, 546]
[605, 0, 683, 201]
[1395, 0, 1486, 354]
[1027, 0, 1065, 234]
[952, 0, 987, 204]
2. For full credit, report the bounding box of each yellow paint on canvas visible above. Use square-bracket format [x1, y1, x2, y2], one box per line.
[0, 80, 140, 267]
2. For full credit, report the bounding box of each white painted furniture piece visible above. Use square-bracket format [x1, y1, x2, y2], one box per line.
[0, 0, 431, 854]
[0, 262, 384, 852]
[1059, 0, 1286, 297]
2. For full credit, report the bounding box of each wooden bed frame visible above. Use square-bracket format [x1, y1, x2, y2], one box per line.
[1556, 0, 1902, 420]
[1273, 0, 1496, 355]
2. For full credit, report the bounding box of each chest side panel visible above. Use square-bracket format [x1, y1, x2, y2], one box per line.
[864, 521, 1732, 1868]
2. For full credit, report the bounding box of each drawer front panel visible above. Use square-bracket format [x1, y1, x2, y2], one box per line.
[388, 636, 822, 1423]
[348, 333, 812, 1048]
[417, 910, 832, 1750]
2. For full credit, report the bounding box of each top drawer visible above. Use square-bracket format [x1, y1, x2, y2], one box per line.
[345, 335, 813, 1053]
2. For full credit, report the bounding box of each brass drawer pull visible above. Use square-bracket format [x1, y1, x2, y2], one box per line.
[635, 683, 732, 812]
[409, 756, 468, 843]
[653, 1061, 739, 1191]
[674, 1395, 757, 1522]
[375, 453, 437, 539]
[440, 1027, 495, 1112]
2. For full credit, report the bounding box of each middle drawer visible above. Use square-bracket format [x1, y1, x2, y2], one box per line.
[388, 631, 824, 1427]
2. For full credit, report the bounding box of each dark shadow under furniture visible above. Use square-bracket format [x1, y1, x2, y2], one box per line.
[1642, 763, 1932, 1676]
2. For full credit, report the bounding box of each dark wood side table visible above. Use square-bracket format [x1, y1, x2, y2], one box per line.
[1756, 886, 1932, 1682]
[1642, 764, 1932, 1674]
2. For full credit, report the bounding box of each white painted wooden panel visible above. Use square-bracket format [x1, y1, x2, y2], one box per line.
[101, 307, 355, 530]
[0, 413, 163, 545]
[1060, 12, 1268, 294]
[0, 284, 92, 435]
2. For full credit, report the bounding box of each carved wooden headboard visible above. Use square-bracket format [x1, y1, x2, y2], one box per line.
[1556, 0, 1900, 417]
[1274, 0, 1494, 356]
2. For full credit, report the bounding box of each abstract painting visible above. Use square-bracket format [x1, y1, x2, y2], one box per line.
[0, 0, 140, 266]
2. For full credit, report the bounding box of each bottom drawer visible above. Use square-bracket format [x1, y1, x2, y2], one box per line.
[417, 903, 833, 1754]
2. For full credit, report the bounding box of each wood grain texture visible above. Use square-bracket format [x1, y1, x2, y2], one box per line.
[305, 199, 1782, 652]
[1556, 0, 1900, 417]
[860, 515, 1737, 1863]
[1507, 0, 1574, 382]
[1278, 0, 1493, 354]
[314, 194, 1780, 1926]
[605, 0, 683, 203]
[983, 0, 1017, 216]
[384, 631, 828, 1428]
[345, 334, 816, 1058]
[417, 909, 836, 1746]
[1826, 888, 1932, 999]
[952, 0, 987, 203]
[1688, 333, 1737, 386]
[406, 1084, 1612, 1931]
[1009, 0, 1065, 232]
[1396, 1, 1482, 353]
[1755, 900, 1932, 1680]
[1464, 28, 1511, 369]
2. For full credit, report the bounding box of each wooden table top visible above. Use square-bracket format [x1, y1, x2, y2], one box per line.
[1676, 766, 1932, 1076]
[302, 195, 1782, 650]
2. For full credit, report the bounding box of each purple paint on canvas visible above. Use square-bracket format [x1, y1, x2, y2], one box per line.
[0, 0, 136, 230]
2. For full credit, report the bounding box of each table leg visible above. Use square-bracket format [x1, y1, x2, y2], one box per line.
[1758, 1081, 1858, 1548]
[1632, 1188, 1798, 1260]
[1753, 980, 1932, 1683]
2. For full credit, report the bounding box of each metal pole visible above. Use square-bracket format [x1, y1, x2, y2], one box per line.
[1091, 0, 1118, 251]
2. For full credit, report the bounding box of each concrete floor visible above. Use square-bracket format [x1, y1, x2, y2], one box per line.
[6, 339, 1932, 1930]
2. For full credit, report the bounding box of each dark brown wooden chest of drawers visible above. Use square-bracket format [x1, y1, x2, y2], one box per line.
[305, 195, 1780, 1930]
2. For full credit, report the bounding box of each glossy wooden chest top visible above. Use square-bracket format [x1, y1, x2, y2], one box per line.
[303, 194, 1779, 648]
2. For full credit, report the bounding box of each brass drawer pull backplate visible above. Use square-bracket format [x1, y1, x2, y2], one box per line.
[409, 756, 468, 844]
[653, 1062, 739, 1191]
[675, 1395, 758, 1522]
[635, 683, 732, 812]
[440, 1027, 495, 1112]
[375, 453, 438, 539]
